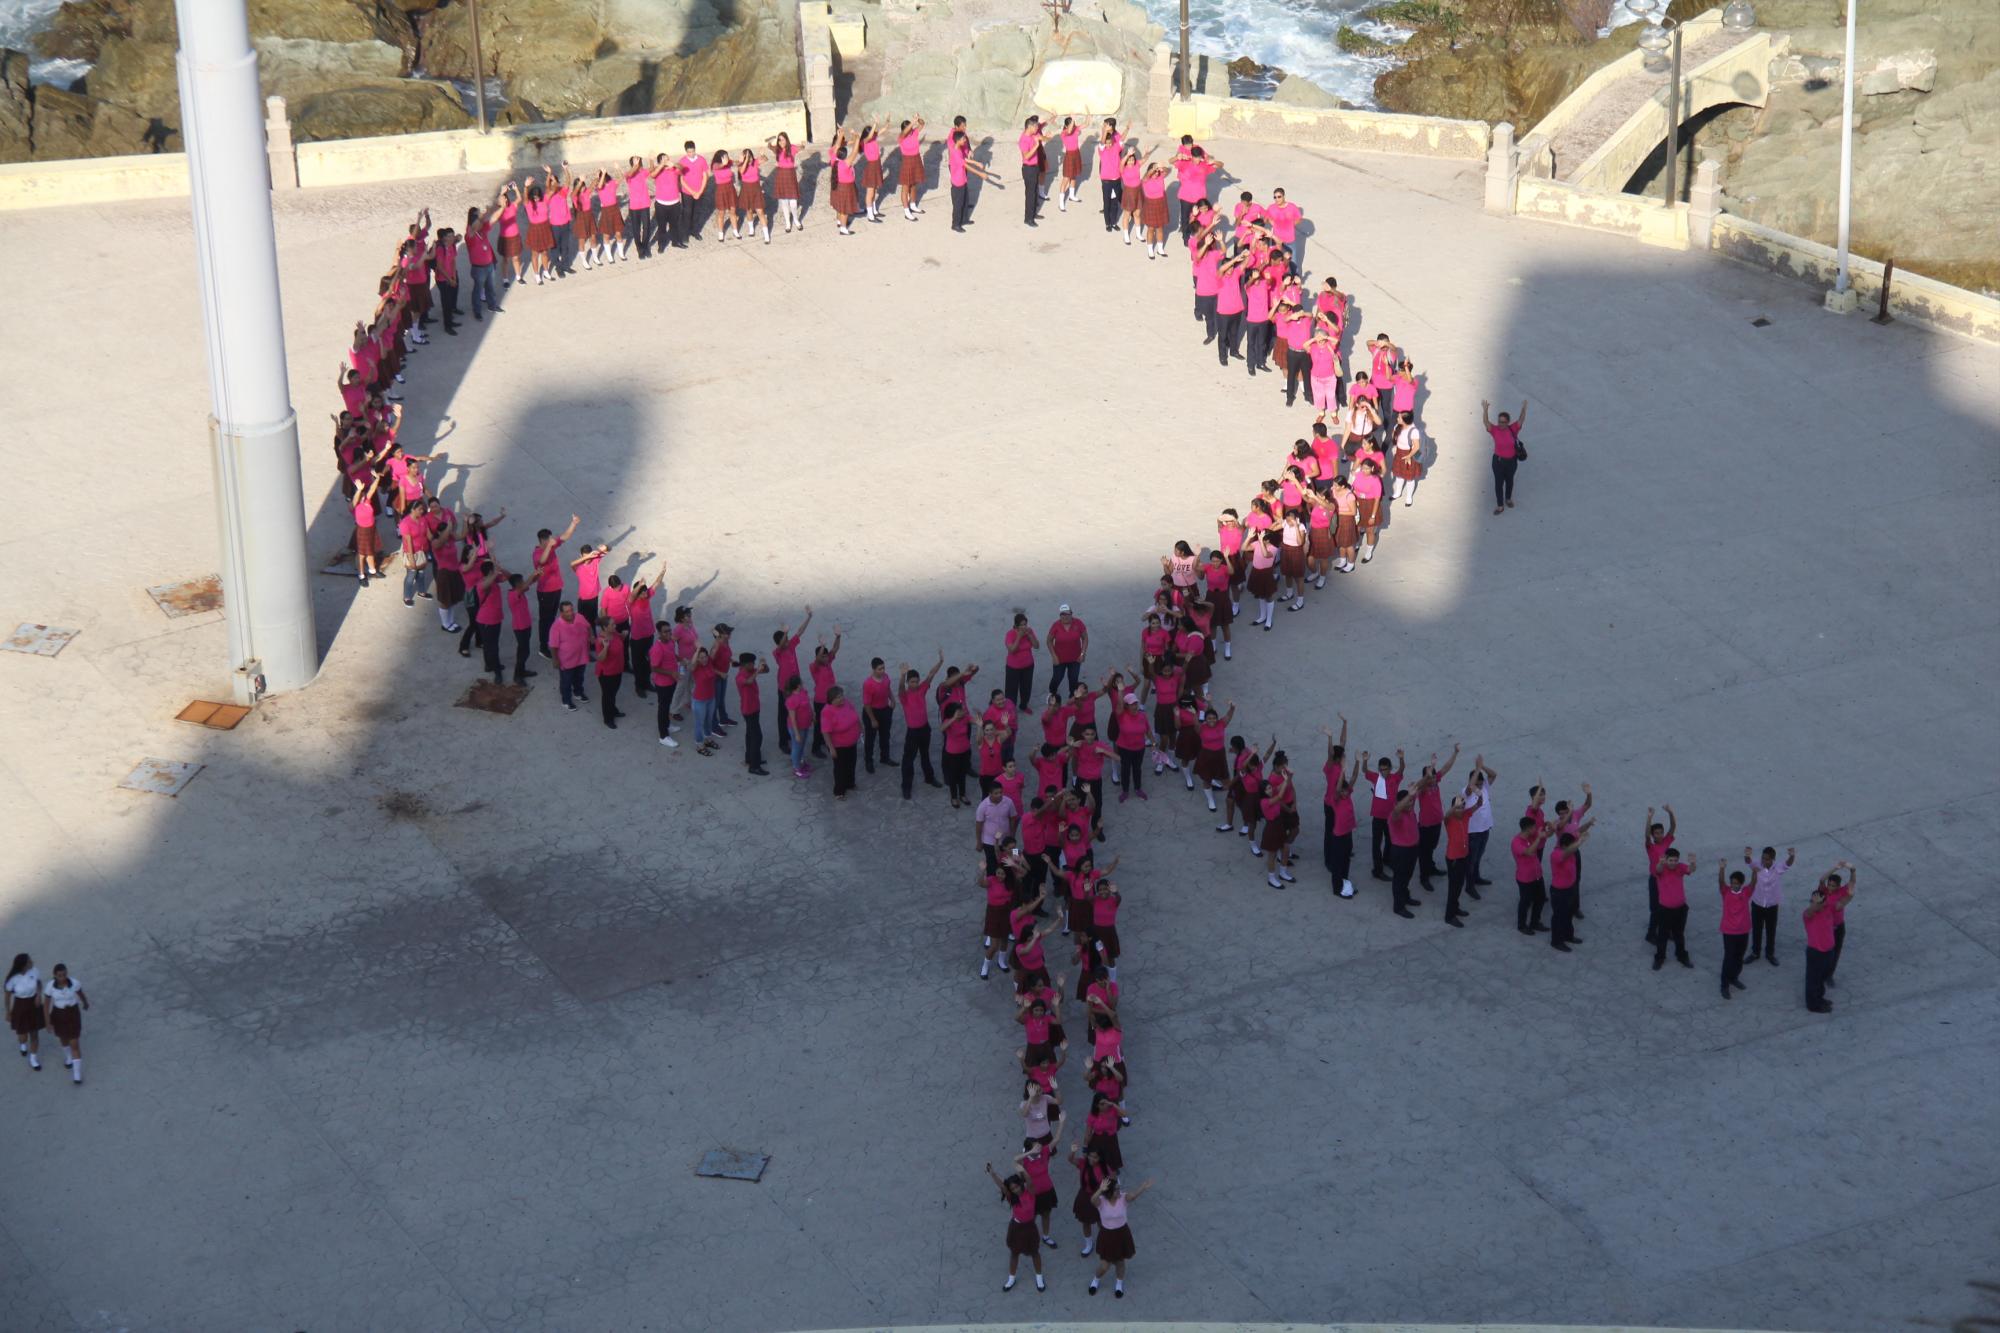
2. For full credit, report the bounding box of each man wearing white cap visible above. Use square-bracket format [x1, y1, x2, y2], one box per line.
[1046, 604, 1089, 698]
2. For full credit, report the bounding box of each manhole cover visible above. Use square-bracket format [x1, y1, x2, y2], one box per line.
[119, 758, 203, 797]
[2, 623, 78, 657]
[147, 575, 223, 618]
[176, 700, 251, 730]
[696, 1149, 769, 1182]
[455, 680, 530, 714]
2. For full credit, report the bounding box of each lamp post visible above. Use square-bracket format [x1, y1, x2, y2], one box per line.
[1637, 3, 1682, 206]
[469, 0, 489, 132]
[171, 0, 318, 701]
[1833, 0, 1856, 293]
[1178, 0, 1191, 100]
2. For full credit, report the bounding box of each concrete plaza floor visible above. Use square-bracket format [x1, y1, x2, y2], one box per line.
[0, 140, 1995, 1332]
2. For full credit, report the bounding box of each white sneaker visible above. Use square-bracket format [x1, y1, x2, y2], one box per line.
[659, 736, 679, 748]
[1340, 881, 1355, 898]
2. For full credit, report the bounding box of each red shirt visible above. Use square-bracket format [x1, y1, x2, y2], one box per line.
[1656, 864, 1692, 909]
[1719, 883, 1752, 935]
[595, 628, 625, 677]
[1368, 771, 1402, 818]
[1802, 902, 1838, 951]
[735, 666, 762, 714]
[1444, 809, 1470, 860]
[1047, 618, 1088, 663]
[821, 700, 862, 747]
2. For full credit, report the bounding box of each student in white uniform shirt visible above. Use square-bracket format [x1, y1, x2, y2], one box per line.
[6, 953, 44, 1071]
[1459, 756, 1498, 892]
[42, 964, 89, 1085]
[1745, 846, 1795, 966]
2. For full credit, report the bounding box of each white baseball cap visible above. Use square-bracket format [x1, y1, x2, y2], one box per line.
[1058, 603, 1071, 613]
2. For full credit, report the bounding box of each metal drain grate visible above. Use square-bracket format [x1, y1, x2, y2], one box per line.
[2, 623, 78, 657]
[147, 575, 223, 618]
[696, 1149, 769, 1182]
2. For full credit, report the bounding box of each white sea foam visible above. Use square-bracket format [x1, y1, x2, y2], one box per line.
[1, 0, 94, 87]
[1136, 0, 1406, 106]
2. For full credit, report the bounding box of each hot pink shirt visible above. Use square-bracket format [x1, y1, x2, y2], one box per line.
[625, 168, 652, 209]
[1510, 833, 1543, 882]
[1802, 903, 1837, 951]
[1656, 864, 1692, 909]
[948, 138, 968, 187]
[533, 538, 564, 593]
[1719, 883, 1752, 935]
[1192, 250, 1221, 297]
[1096, 132, 1122, 176]
[574, 554, 601, 601]
[1047, 619, 1087, 663]
[1018, 130, 1042, 165]
[1266, 201, 1302, 241]
[549, 614, 592, 669]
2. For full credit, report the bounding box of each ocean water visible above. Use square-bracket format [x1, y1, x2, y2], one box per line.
[1135, 0, 1408, 106]
[1, 0, 90, 86]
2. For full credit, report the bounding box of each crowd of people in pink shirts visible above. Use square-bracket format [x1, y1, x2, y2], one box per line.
[317, 117, 1864, 1296]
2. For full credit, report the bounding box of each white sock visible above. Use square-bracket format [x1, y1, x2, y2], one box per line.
[1205, 790, 1217, 811]
[16, 1041, 24, 1054]
[1114, 1279, 1124, 1293]
[1222, 642, 1232, 659]
[27, 1053, 39, 1069]
[70, 1058, 81, 1082]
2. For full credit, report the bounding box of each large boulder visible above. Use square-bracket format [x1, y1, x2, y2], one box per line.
[255, 37, 407, 101]
[1270, 71, 1341, 108]
[0, 48, 32, 163]
[31, 0, 136, 64]
[26, 83, 164, 158]
[84, 34, 181, 119]
[289, 80, 473, 141]
[1033, 56, 1123, 115]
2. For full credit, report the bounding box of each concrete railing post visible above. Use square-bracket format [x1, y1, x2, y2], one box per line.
[1687, 157, 1720, 249]
[264, 94, 298, 191]
[804, 51, 836, 143]
[1146, 42, 1175, 133]
[1483, 120, 1516, 215]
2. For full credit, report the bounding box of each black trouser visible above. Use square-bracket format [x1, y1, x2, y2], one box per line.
[559, 664, 586, 707]
[1646, 876, 1661, 942]
[1215, 311, 1243, 365]
[863, 706, 892, 769]
[742, 710, 764, 769]
[951, 182, 970, 230]
[1284, 350, 1308, 406]
[551, 220, 575, 274]
[1654, 904, 1690, 962]
[1445, 855, 1468, 917]
[1004, 664, 1035, 711]
[627, 636, 652, 697]
[1549, 886, 1577, 945]
[1804, 946, 1832, 1009]
[1829, 923, 1846, 980]
[1049, 661, 1081, 698]
[1370, 816, 1391, 876]
[1196, 293, 1217, 337]
[1517, 877, 1546, 932]
[599, 672, 622, 725]
[1101, 177, 1120, 228]
[1323, 813, 1352, 888]
[1245, 320, 1272, 373]
[832, 744, 858, 794]
[1389, 843, 1418, 911]
[478, 622, 503, 678]
[1116, 746, 1144, 796]
[902, 724, 937, 795]
[1418, 823, 1443, 883]
[943, 748, 971, 801]
[630, 204, 653, 257]
[437, 281, 460, 332]
[512, 627, 533, 683]
[657, 683, 676, 738]
[811, 702, 828, 756]
[678, 193, 698, 243]
[578, 596, 598, 626]
[537, 589, 561, 654]
[1749, 903, 1779, 959]
[1722, 932, 1748, 989]
[1021, 165, 1042, 222]
[1467, 829, 1491, 884]
[1492, 454, 1518, 506]
[653, 200, 679, 249]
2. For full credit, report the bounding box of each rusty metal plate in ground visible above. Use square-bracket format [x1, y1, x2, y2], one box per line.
[118, 759, 203, 797]
[175, 700, 250, 730]
[2, 623, 79, 657]
[455, 680, 530, 714]
[695, 1149, 769, 1182]
[146, 575, 223, 618]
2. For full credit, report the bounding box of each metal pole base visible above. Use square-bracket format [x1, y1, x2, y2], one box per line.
[209, 413, 320, 702]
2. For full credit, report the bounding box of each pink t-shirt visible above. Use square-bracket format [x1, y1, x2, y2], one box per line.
[1656, 864, 1692, 909]
[1488, 423, 1521, 459]
[1192, 250, 1221, 297]
[1719, 883, 1752, 935]
[1018, 130, 1042, 165]
[548, 614, 592, 669]
[625, 168, 652, 210]
[1802, 903, 1837, 951]
[1267, 201, 1302, 241]
[1510, 833, 1543, 882]
[1096, 132, 1122, 176]
[948, 138, 968, 187]
[574, 554, 601, 601]
[533, 538, 564, 593]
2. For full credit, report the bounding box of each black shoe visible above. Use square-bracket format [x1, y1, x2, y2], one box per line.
[1678, 954, 1693, 969]
[1652, 956, 1665, 971]
[1645, 933, 1661, 946]
[1371, 870, 1389, 882]
[1824, 976, 1835, 989]
[902, 792, 912, 801]
[1420, 881, 1434, 892]
[1466, 887, 1482, 901]
[459, 647, 471, 658]
[1767, 954, 1779, 966]
[1446, 914, 1464, 927]
[403, 597, 415, 606]
[519, 669, 538, 679]
[564, 703, 578, 712]
[1552, 943, 1572, 952]
[1532, 925, 1549, 933]
[1730, 979, 1746, 991]
[865, 763, 875, 774]
[1473, 877, 1493, 886]
[577, 693, 589, 702]
[1570, 937, 1584, 945]
[748, 767, 771, 776]
[1518, 927, 1533, 936]
[604, 719, 618, 729]
[1808, 1001, 1832, 1013]
[1393, 907, 1414, 919]
[538, 649, 553, 660]
[1744, 952, 1762, 964]
[926, 778, 944, 788]
[1573, 910, 1586, 921]
[1720, 985, 1731, 1000]
[612, 710, 626, 719]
